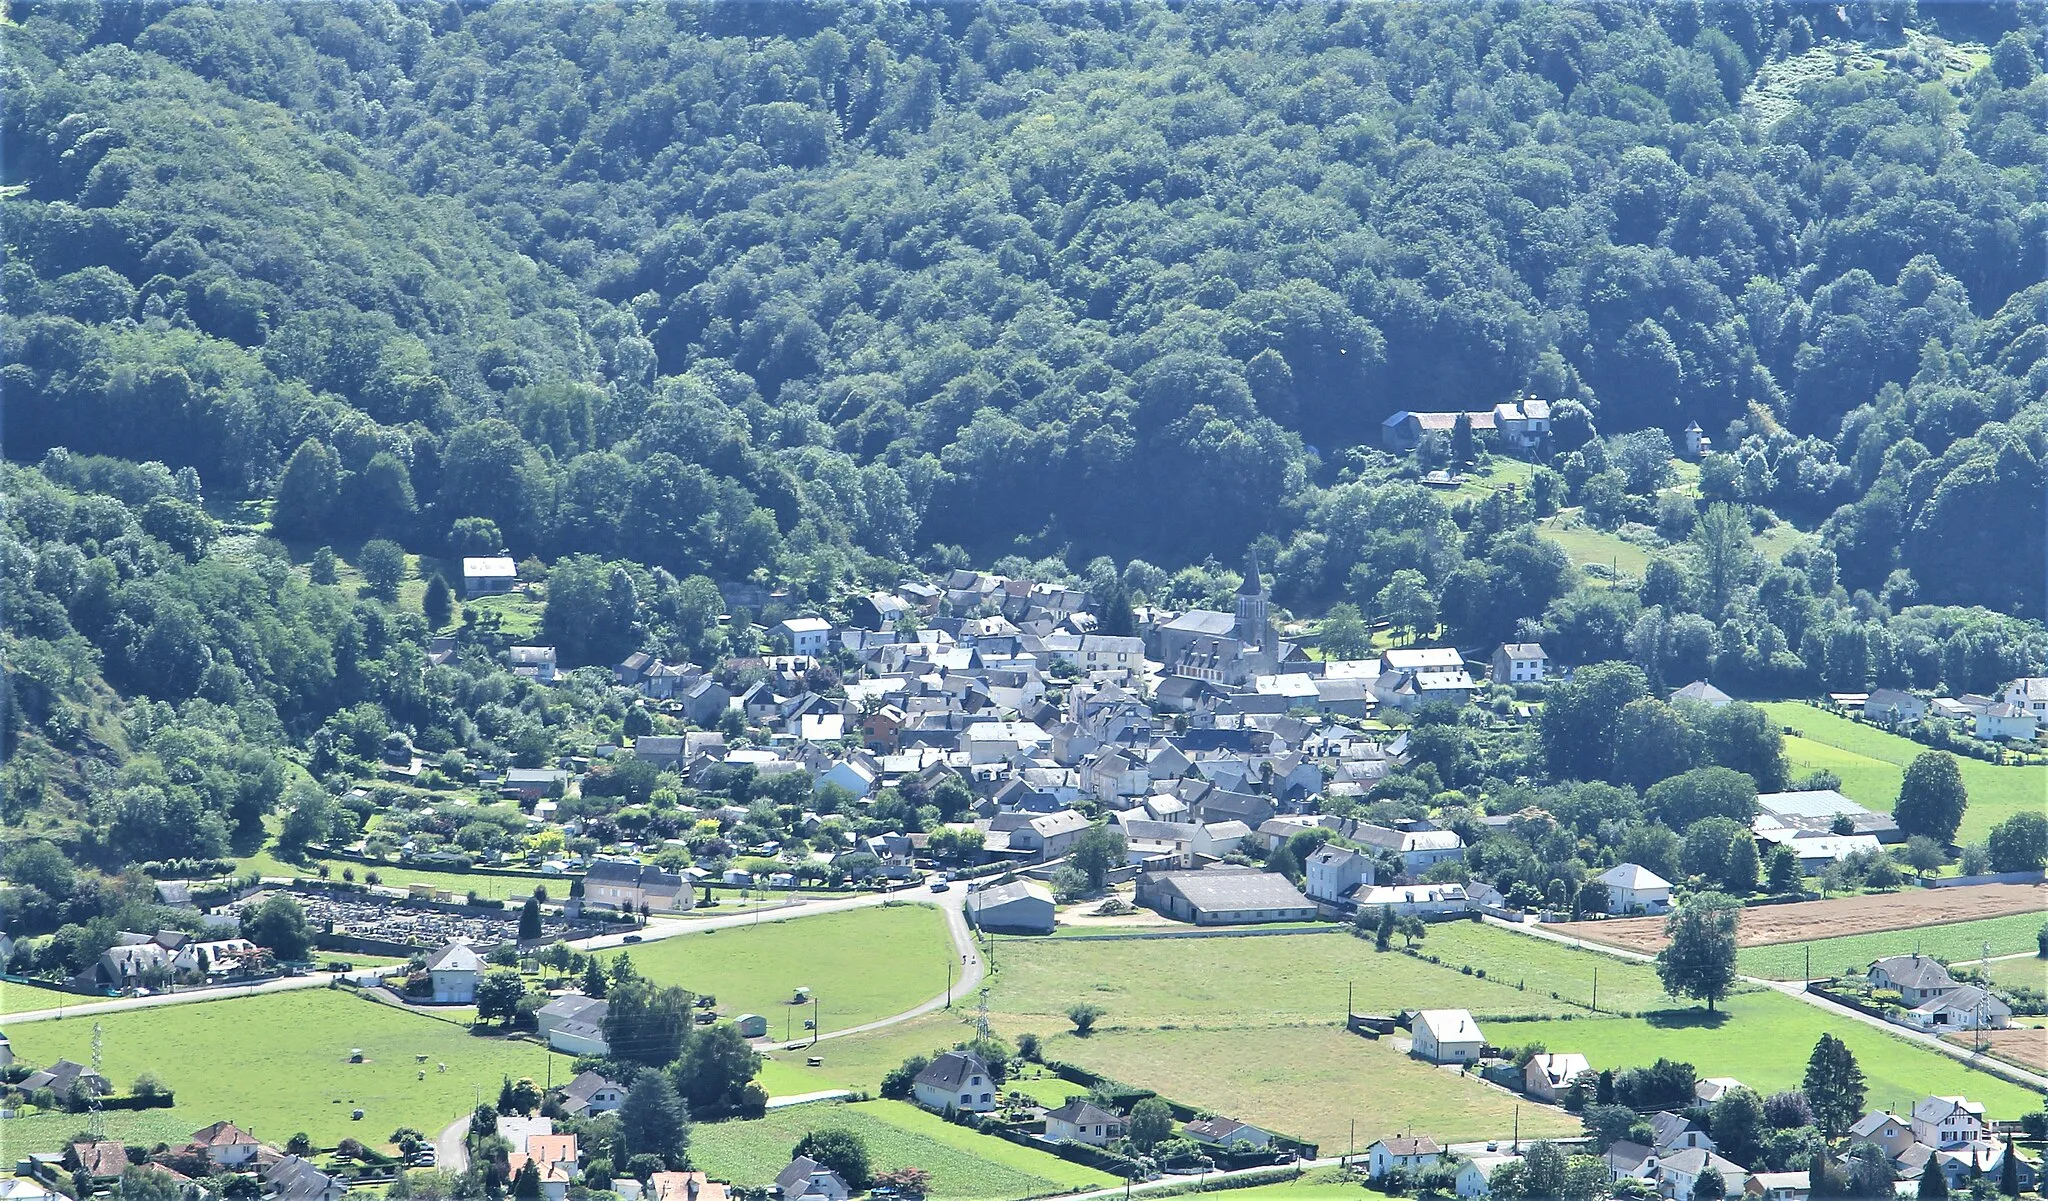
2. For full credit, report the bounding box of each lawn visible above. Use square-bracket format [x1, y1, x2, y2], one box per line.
[1044, 1024, 1579, 1153]
[762, 1012, 981, 1093]
[5, 988, 564, 1150]
[605, 903, 952, 1036]
[985, 927, 1591, 1035]
[1760, 703, 2047, 843]
[1960, 956, 2048, 995]
[463, 591, 545, 641]
[2, 977, 93, 1015]
[1480, 990, 2043, 1118]
[1420, 922, 1688, 1015]
[688, 1100, 1115, 1200]
[4, 1108, 207, 1153]
[1537, 518, 1653, 579]
[1737, 911, 2048, 981]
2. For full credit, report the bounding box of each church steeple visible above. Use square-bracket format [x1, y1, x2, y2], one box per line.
[1234, 549, 1269, 649]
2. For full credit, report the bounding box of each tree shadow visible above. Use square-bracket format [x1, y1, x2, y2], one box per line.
[1642, 1006, 1731, 1030]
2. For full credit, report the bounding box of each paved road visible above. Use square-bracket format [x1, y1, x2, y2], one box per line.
[1491, 916, 2048, 1092]
[811, 888, 984, 1043]
[434, 1115, 470, 1174]
[568, 890, 892, 952]
[4, 969, 354, 1025]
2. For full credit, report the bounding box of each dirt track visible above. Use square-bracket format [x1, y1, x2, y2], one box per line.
[1948, 1028, 2048, 1074]
[1552, 883, 2048, 953]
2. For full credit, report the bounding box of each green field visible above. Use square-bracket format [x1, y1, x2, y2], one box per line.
[462, 591, 545, 640]
[2, 977, 94, 1015]
[605, 903, 951, 1035]
[1537, 518, 1653, 578]
[1761, 703, 2046, 842]
[689, 1100, 1116, 1200]
[1481, 990, 2043, 1118]
[763, 1012, 981, 1094]
[1044, 1024, 1579, 1153]
[987, 928, 1600, 1034]
[1419, 922, 1690, 1014]
[5, 989, 563, 1150]
[1737, 911, 2048, 981]
[1960, 956, 2048, 995]
[2, 1107, 208, 1151]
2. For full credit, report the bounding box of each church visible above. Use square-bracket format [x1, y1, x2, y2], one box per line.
[1150, 553, 1298, 687]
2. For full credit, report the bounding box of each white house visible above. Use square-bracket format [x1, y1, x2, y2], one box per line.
[1306, 845, 1373, 907]
[1455, 1154, 1518, 1197]
[1975, 703, 2039, 742]
[775, 1158, 849, 1201]
[1524, 1052, 1594, 1103]
[1354, 825, 1466, 874]
[2001, 677, 2048, 717]
[557, 1071, 626, 1117]
[190, 1122, 261, 1168]
[537, 995, 610, 1056]
[1656, 1148, 1747, 1201]
[463, 556, 517, 597]
[1357, 883, 1469, 917]
[1905, 986, 2011, 1032]
[1910, 1096, 1984, 1150]
[774, 617, 833, 658]
[1596, 863, 1672, 914]
[507, 645, 558, 683]
[425, 939, 485, 1003]
[1044, 1100, 1125, 1147]
[911, 1050, 997, 1113]
[1669, 680, 1732, 707]
[1411, 1009, 1485, 1063]
[816, 759, 878, 799]
[1367, 1137, 1442, 1180]
[1490, 643, 1549, 684]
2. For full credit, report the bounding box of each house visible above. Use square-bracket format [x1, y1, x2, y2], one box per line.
[266, 1156, 349, 1201]
[1975, 703, 2039, 742]
[911, 1050, 997, 1113]
[1367, 1138, 1443, 1180]
[1044, 1100, 1125, 1147]
[507, 645, 558, 684]
[1906, 985, 2010, 1032]
[583, 858, 691, 913]
[1846, 1112, 1914, 1161]
[649, 1173, 729, 1201]
[850, 592, 912, 632]
[1927, 1141, 2037, 1193]
[1493, 397, 1552, 448]
[1381, 410, 1465, 451]
[425, 939, 485, 1003]
[775, 617, 833, 658]
[775, 1157, 849, 1201]
[463, 556, 517, 598]
[1863, 688, 1927, 725]
[25, 1060, 109, 1098]
[1596, 863, 1672, 915]
[188, 1123, 260, 1169]
[1751, 828, 1881, 874]
[1352, 825, 1466, 874]
[1524, 1053, 1594, 1103]
[1183, 1117, 1273, 1150]
[1456, 1154, 1519, 1198]
[537, 994, 610, 1056]
[1669, 680, 1732, 707]
[2001, 676, 2048, 717]
[171, 937, 260, 978]
[1356, 883, 1470, 917]
[1306, 845, 1374, 908]
[968, 880, 1056, 935]
[1911, 1096, 1986, 1150]
[1649, 1112, 1715, 1154]
[1868, 955, 1958, 1005]
[1411, 1010, 1485, 1064]
[92, 941, 172, 989]
[1135, 866, 1317, 925]
[1744, 1171, 1809, 1201]
[1603, 1142, 1660, 1185]
[1006, 810, 1090, 857]
[1491, 643, 1550, 685]
[632, 736, 688, 770]
[1682, 422, 1713, 458]
[505, 768, 572, 800]
[1694, 1078, 1747, 1105]
[557, 1071, 626, 1117]
[1657, 1148, 1747, 1201]
[816, 759, 878, 799]
[70, 1141, 130, 1182]
[679, 678, 732, 725]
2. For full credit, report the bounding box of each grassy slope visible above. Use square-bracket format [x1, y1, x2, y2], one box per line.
[1960, 956, 2048, 994]
[689, 1100, 1115, 1200]
[1761, 703, 2046, 842]
[1042, 1024, 1579, 1152]
[761, 1012, 982, 1093]
[1737, 911, 2048, 980]
[1537, 518, 1653, 578]
[1419, 921, 1685, 1014]
[603, 903, 951, 1034]
[5, 989, 563, 1149]
[1485, 990, 2042, 1118]
[2, 978, 93, 1016]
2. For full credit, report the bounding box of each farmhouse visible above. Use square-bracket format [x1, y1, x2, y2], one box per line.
[774, 1157, 850, 1201]
[1352, 824, 1466, 874]
[188, 1122, 260, 1169]
[1367, 1138, 1443, 1180]
[1846, 1112, 1914, 1161]
[1905, 985, 2010, 1032]
[1306, 845, 1373, 907]
[1863, 688, 1926, 725]
[1411, 1009, 1486, 1064]
[1868, 955, 1958, 1005]
[583, 858, 690, 913]
[1044, 1100, 1125, 1147]
[425, 939, 485, 1003]
[1490, 643, 1549, 684]
[1135, 865, 1317, 925]
[911, 1050, 998, 1113]
[967, 879, 1056, 935]
[1596, 863, 1672, 914]
[1975, 703, 2039, 741]
[557, 1071, 626, 1117]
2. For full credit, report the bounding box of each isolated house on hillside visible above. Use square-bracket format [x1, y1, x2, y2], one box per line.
[911, 1050, 997, 1113]
[1411, 1009, 1485, 1063]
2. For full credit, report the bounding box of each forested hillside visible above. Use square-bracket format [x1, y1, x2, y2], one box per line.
[2, 2, 2047, 911]
[6, 1, 2044, 592]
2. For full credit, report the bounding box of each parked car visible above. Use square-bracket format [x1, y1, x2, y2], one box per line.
[929, 880, 950, 892]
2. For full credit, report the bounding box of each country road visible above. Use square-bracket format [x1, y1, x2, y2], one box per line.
[4, 969, 349, 1024]
[1485, 916, 2048, 1093]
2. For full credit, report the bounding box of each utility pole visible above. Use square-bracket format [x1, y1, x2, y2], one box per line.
[1591, 966, 1598, 1014]
[811, 994, 820, 1047]
[87, 1022, 105, 1141]
[946, 958, 954, 1008]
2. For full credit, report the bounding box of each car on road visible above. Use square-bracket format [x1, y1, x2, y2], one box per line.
[929, 880, 949, 892]
[623, 934, 642, 943]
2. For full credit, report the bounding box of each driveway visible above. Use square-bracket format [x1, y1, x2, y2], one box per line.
[433, 1115, 470, 1174]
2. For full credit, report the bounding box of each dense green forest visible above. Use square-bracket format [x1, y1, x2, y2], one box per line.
[3, 2, 2047, 933]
